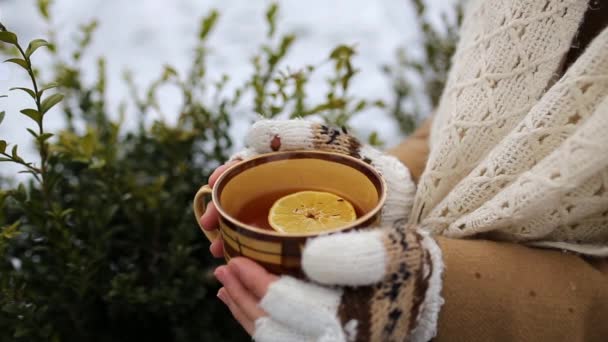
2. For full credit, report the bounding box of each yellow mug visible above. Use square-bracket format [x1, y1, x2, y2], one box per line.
[193, 150, 386, 277]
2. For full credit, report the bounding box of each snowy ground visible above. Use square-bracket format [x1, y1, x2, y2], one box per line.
[0, 0, 452, 177]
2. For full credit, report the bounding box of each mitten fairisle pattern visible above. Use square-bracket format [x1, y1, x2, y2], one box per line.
[254, 227, 442, 342]
[334, 228, 428, 342]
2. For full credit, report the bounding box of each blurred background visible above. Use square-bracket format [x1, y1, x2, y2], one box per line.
[0, 0, 460, 340]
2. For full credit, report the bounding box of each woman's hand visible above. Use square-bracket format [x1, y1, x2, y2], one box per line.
[215, 228, 443, 342]
[200, 119, 441, 341]
[214, 257, 278, 335]
[199, 160, 240, 258]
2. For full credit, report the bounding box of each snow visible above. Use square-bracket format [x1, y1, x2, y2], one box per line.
[0, 0, 453, 177]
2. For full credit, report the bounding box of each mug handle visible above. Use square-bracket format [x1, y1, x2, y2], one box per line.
[193, 184, 219, 242]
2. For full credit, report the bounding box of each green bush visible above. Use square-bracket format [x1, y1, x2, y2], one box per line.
[0, 1, 460, 341]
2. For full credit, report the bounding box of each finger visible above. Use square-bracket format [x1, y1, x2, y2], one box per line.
[210, 236, 224, 258]
[228, 257, 278, 298]
[302, 229, 388, 285]
[215, 265, 267, 322]
[209, 161, 239, 188]
[199, 202, 219, 231]
[217, 287, 255, 335]
[230, 147, 257, 161]
[253, 317, 316, 342]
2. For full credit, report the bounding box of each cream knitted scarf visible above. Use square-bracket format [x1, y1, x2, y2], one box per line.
[412, 0, 608, 256]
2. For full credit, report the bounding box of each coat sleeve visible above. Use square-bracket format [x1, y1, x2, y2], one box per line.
[434, 236, 608, 342]
[386, 117, 433, 184]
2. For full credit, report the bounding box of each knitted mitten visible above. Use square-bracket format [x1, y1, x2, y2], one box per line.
[231, 119, 417, 224]
[254, 227, 443, 342]
[231, 120, 444, 341]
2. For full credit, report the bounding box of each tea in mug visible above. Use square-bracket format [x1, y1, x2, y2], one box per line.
[235, 189, 298, 230]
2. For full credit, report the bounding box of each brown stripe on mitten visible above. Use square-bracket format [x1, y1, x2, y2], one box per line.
[312, 124, 362, 159]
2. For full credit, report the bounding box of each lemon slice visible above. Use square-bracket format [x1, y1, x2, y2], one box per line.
[268, 191, 357, 234]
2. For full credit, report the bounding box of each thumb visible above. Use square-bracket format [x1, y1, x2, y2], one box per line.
[301, 224, 424, 286]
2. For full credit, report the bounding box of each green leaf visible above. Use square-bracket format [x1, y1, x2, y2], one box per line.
[373, 100, 386, 108]
[0, 220, 20, 239]
[38, 82, 60, 96]
[0, 111, 4, 125]
[20, 108, 42, 123]
[10, 87, 36, 99]
[4, 58, 29, 71]
[354, 100, 367, 112]
[25, 39, 50, 58]
[40, 93, 64, 114]
[161, 65, 178, 79]
[38, 133, 53, 142]
[0, 31, 18, 45]
[199, 10, 219, 40]
[329, 45, 355, 60]
[38, 0, 51, 19]
[265, 3, 279, 37]
[90, 159, 106, 169]
[368, 131, 385, 147]
[26, 128, 38, 138]
[60, 208, 75, 218]
[11, 145, 20, 160]
[300, 99, 346, 116]
[0, 140, 6, 153]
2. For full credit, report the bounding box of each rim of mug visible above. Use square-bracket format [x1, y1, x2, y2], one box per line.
[211, 150, 387, 238]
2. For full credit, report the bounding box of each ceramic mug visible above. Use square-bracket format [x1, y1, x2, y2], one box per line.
[193, 150, 386, 277]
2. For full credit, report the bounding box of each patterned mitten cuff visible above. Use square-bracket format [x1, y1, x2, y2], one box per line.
[230, 119, 417, 225]
[253, 227, 444, 342]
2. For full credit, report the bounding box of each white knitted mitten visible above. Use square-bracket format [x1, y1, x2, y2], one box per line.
[254, 228, 443, 342]
[231, 119, 417, 224]
[232, 120, 443, 341]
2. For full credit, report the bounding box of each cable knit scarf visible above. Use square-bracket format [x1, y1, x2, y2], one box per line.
[411, 0, 608, 256]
